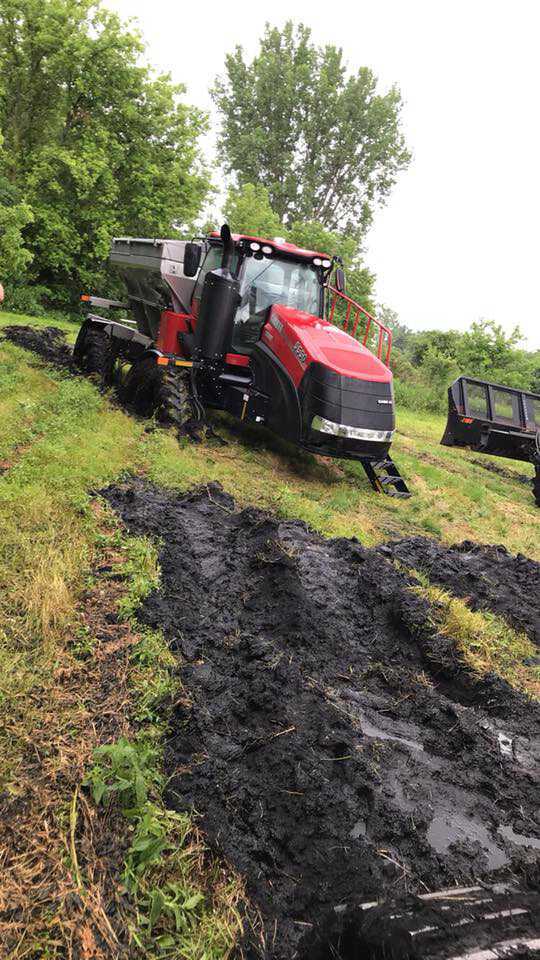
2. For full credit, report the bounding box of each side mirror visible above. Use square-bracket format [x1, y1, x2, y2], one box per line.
[335, 267, 346, 294]
[184, 242, 202, 277]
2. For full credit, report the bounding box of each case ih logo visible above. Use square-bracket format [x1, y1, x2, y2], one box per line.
[292, 341, 307, 365]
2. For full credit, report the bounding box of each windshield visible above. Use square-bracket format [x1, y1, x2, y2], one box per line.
[232, 255, 321, 350]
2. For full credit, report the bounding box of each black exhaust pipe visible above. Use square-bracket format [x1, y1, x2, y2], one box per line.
[220, 222, 235, 272]
[193, 223, 240, 363]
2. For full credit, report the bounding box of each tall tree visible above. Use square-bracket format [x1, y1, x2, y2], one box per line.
[0, 135, 33, 282]
[212, 22, 410, 232]
[223, 183, 282, 237]
[0, 0, 210, 305]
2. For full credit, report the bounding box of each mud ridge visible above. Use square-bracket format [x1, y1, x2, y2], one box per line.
[381, 537, 540, 650]
[1, 324, 76, 370]
[102, 479, 540, 959]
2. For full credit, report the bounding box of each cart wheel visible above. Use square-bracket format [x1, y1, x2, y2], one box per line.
[76, 327, 110, 377]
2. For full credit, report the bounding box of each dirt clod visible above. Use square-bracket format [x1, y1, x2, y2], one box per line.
[103, 479, 540, 959]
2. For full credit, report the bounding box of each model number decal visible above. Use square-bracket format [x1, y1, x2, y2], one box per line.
[270, 315, 283, 333]
[292, 341, 307, 365]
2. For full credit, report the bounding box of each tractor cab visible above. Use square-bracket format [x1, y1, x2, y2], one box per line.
[189, 234, 330, 353]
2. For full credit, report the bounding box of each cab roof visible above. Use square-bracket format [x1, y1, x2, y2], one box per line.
[209, 231, 332, 262]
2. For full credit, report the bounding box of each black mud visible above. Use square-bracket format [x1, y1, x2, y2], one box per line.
[1, 324, 75, 370]
[382, 538, 540, 650]
[470, 456, 534, 486]
[103, 479, 540, 959]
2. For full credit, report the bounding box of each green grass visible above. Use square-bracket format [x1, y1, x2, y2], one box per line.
[411, 573, 539, 698]
[1, 310, 539, 954]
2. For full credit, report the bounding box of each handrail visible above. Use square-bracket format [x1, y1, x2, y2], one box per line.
[326, 286, 392, 367]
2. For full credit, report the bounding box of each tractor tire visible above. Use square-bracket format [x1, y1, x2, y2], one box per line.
[121, 356, 197, 431]
[100, 336, 120, 390]
[77, 327, 110, 378]
[120, 355, 160, 416]
[155, 366, 195, 427]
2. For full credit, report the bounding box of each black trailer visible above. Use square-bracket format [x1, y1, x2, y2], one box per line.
[441, 375, 540, 505]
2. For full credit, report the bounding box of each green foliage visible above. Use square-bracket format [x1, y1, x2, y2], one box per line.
[0, 164, 34, 281]
[212, 22, 410, 231]
[0, 0, 210, 307]
[378, 305, 413, 352]
[223, 182, 282, 237]
[116, 536, 160, 622]
[420, 346, 459, 387]
[388, 317, 539, 414]
[456, 319, 537, 389]
[84, 737, 160, 808]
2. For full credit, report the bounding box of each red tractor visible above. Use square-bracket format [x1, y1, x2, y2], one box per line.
[75, 224, 409, 496]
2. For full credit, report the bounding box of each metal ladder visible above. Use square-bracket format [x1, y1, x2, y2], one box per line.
[361, 457, 411, 498]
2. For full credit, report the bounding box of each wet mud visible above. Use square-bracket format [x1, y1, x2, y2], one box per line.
[470, 457, 534, 486]
[103, 479, 540, 958]
[382, 538, 540, 650]
[1, 324, 75, 370]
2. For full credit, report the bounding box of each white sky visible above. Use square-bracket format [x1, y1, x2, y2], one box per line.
[108, 0, 540, 350]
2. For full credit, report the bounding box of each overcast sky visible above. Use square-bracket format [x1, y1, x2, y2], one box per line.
[108, 0, 540, 349]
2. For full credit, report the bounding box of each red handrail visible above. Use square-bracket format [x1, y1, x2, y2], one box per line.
[326, 286, 392, 367]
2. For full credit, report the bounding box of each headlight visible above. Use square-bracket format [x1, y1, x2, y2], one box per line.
[311, 416, 393, 443]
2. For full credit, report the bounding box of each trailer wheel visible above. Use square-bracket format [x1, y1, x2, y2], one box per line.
[533, 467, 540, 507]
[77, 327, 110, 377]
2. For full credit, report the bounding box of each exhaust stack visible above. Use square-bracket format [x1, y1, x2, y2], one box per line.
[193, 224, 240, 363]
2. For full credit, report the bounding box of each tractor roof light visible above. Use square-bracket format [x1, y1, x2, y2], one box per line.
[322, 259, 331, 268]
[313, 257, 322, 266]
[250, 241, 261, 251]
[262, 245, 273, 255]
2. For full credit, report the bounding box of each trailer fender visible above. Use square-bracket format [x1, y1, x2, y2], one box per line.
[74, 315, 153, 367]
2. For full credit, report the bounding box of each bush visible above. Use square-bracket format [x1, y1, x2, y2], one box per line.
[393, 378, 448, 415]
[3, 284, 52, 317]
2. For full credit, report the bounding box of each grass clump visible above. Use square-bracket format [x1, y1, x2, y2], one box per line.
[82, 519, 246, 958]
[412, 575, 539, 698]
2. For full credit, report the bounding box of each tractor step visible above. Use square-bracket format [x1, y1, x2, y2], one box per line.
[361, 457, 411, 497]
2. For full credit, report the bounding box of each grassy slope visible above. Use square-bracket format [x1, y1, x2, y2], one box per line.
[1, 311, 538, 954]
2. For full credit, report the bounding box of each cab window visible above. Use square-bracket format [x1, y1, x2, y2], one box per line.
[232, 257, 321, 350]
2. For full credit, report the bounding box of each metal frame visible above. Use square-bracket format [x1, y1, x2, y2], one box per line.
[326, 286, 392, 366]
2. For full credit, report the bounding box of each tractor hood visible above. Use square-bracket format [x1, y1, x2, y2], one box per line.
[261, 304, 393, 387]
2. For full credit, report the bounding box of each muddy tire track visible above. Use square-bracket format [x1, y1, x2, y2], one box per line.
[103, 479, 540, 959]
